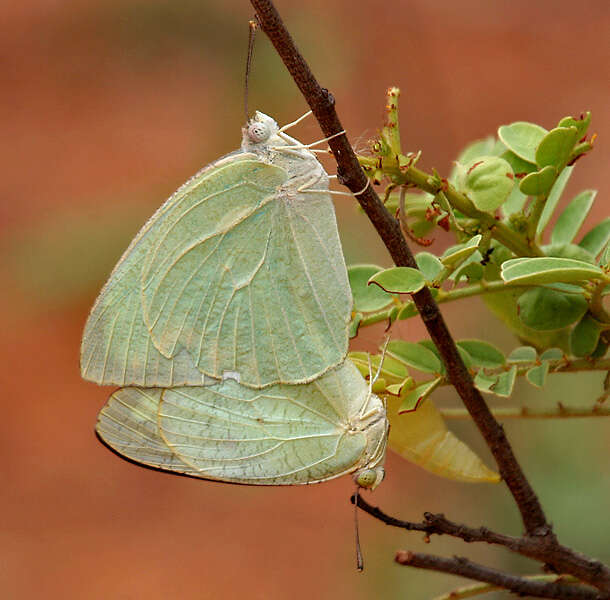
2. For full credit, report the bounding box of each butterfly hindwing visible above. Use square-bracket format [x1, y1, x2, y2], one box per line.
[96, 387, 199, 476]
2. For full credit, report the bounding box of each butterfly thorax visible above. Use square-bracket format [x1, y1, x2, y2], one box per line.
[348, 394, 388, 490]
[242, 111, 329, 197]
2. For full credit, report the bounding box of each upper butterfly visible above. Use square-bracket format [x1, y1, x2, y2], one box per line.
[81, 112, 352, 389]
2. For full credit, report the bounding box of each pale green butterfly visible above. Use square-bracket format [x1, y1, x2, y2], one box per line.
[96, 359, 387, 489]
[81, 112, 352, 389]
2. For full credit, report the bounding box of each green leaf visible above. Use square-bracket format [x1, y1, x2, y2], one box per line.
[516, 288, 588, 331]
[348, 312, 363, 338]
[570, 315, 604, 357]
[456, 340, 505, 368]
[368, 267, 426, 294]
[349, 352, 408, 380]
[385, 377, 416, 398]
[417, 340, 446, 374]
[500, 150, 538, 175]
[497, 122, 547, 163]
[540, 348, 564, 361]
[558, 112, 591, 139]
[501, 257, 604, 285]
[460, 157, 514, 212]
[518, 165, 557, 196]
[449, 137, 497, 184]
[398, 378, 442, 413]
[590, 339, 609, 359]
[491, 365, 518, 397]
[507, 346, 537, 363]
[474, 371, 499, 392]
[387, 340, 442, 374]
[348, 264, 396, 312]
[502, 183, 528, 216]
[526, 362, 549, 388]
[397, 302, 418, 320]
[579, 218, 610, 258]
[535, 126, 579, 169]
[441, 235, 482, 267]
[536, 166, 573, 235]
[453, 262, 484, 283]
[415, 252, 444, 282]
[543, 242, 596, 264]
[550, 190, 596, 245]
[457, 346, 473, 369]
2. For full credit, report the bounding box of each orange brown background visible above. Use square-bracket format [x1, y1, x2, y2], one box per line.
[2, 1, 609, 598]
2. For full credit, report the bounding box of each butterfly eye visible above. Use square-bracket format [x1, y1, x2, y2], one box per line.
[247, 121, 272, 143]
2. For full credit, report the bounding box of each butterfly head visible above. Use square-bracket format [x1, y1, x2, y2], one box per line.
[354, 465, 385, 490]
[243, 112, 279, 147]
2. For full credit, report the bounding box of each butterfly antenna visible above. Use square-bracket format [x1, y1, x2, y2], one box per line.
[354, 487, 364, 572]
[244, 18, 258, 122]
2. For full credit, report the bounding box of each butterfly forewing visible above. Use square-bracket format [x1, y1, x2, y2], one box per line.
[79, 156, 254, 387]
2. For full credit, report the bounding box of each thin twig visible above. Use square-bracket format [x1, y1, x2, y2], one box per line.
[353, 495, 610, 592]
[431, 575, 579, 600]
[395, 552, 604, 600]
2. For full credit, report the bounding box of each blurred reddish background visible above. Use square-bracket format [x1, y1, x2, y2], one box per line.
[2, 1, 609, 598]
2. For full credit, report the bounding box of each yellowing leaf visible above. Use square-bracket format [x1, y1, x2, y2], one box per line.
[387, 398, 500, 483]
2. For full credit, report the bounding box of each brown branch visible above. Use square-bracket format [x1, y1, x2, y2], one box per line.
[353, 495, 610, 592]
[250, 0, 547, 536]
[395, 552, 605, 600]
[250, 0, 610, 594]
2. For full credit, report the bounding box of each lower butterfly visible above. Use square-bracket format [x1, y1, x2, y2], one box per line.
[97, 359, 388, 489]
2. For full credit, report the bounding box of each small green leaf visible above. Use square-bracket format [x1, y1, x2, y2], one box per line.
[456, 340, 506, 368]
[441, 235, 482, 267]
[540, 348, 564, 361]
[579, 218, 610, 258]
[415, 252, 444, 282]
[501, 257, 604, 285]
[368, 267, 426, 294]
[417, 340, 446, 373]
[535, 126, 579, 169]
[457, 346, 473, 370]
[558, 112, 591, 139]
[385, 377, 416, 398]
[453, 262, 484, 283]
[497, 122, 547, 164]
[526, 362, 549, 388]
[491, 365, 517, 397]
[450, 137, 497, 184]
[502, 184, 528, 216]
[550, 190, 596, 245]
[500, 150, 538, 175]
[507, 346, 537, 363]
[398, 378, 442, 413]
[348, 264, 396, 312]
[516, 288, 588, 331]
[349, 352, 409, 380]
[536, 166, 573, 235]
[519, 165, 556, 196]
[570, 315, 604, 357]
[590, 339, 609, 359]
[349, 312, 363, 338]
[397, 302, 418, 320]
[543, 242, 596, 264]
[460, 157, 514, 212]
[474, 371, 498, 392]
[387, 340, 442, 374]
